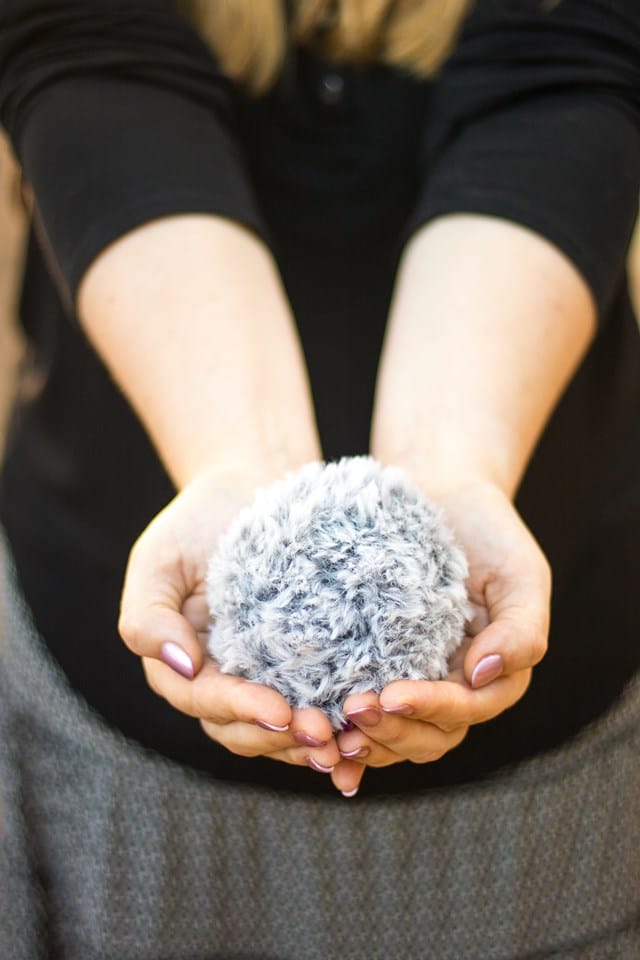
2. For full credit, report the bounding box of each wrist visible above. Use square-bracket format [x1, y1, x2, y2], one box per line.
[371, 418, 522, 501]
[182, 441, 322, 494]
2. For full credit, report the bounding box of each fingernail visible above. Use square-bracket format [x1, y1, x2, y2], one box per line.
[382, 703, 414, 716]
[340, 719, 356, 732]
[255, 719, 290, 733]
[294, 732, 328, 748]
[341, 787, 359, 798]
[345, 707, 381, 727]
[471, 654, 504, 689]
[305, 756, 335, 774]
[160, 642, 195, 680]
[339, 746, 370, 760]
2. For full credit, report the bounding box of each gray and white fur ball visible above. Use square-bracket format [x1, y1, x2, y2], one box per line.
[206, 457, 470, 730]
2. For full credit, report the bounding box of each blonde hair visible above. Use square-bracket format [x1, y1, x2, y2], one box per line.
[176, 0, 473, 94]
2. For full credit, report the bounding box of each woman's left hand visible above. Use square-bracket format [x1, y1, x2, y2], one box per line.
[329, 481, 550, 795]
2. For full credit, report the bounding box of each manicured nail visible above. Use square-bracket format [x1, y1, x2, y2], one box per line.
[255, 719, 290, 733]
[294, 732, 328, 748]
[339, 746, 370, 760]
[471, 654, 504, 689]
[382, 703, 414, 716]
[345, 707, 381, 727]
[305, 756, 335, 774]
[341, 787, 359, 798]
[160, 642, 195, 679]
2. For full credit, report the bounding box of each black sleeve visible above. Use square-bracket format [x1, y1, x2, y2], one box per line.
[0, 0, 266, 304]
[409, 0, 640, 319]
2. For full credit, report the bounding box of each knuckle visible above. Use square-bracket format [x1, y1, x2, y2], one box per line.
[432, 709, 469, 734]
[228, 684, 254, 721]
[200, 720, 257, 757]
[427, 697, 464, 732]
[189, 683, 207, 715]
[412, 748, 446, 764]
[412, 728, 468, 764]
[380, 727, 407, 749]
[452, 726, 469, 749]
[199, 718, 219, 741]
[117, 612, 140, 651]
[526, 624, 548, 666]
[517, 668, 533, 700]
[437, 715, 468, 734]
[365, 752, 393, 769]
[191, 685, 218, 721]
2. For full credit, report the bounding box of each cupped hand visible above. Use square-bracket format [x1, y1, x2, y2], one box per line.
[118, 467, 344, 779]
[331, 481, 551, 787]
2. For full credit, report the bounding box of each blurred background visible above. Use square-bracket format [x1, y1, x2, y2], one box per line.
[1, 131, 640, 463]
[0, 132, 26, 461]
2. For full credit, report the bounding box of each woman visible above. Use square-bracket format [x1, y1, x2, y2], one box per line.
[1, 1, 639, 957]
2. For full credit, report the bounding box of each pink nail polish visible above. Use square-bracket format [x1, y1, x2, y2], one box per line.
[255, 719, 290, 733]
[382, 703, 414, 716]
[471, 654, 504, 689]
[160, 642, 195, 680]
[339, 746, 370, 760]
[305, 756, 335, 774]
[345, 707, 381, 727]
[341, 787, 359, 798]
[294, 732, 328, 748]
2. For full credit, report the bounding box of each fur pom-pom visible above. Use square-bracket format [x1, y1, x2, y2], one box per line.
[206, 457, 469, 729]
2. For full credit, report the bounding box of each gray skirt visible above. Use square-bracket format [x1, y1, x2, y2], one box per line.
[1, 543, 639, 960]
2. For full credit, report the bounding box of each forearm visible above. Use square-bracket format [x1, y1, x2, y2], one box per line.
[371, 214, 596, 497]
[77, 214, 320, 488]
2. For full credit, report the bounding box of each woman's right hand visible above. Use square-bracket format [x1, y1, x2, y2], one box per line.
[118, 466, 347, 780]
[329, 478, 550, 779]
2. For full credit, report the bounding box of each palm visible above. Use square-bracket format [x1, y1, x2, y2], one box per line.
[436, 481, 542, 610]
[157, 472, 258, 647]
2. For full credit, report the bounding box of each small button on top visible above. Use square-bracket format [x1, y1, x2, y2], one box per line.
[318, 72, 345, 106]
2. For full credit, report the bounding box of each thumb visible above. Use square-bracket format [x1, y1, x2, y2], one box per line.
[464, 607, 548, 689]
[118, 536, 206, 679]
[464, 576, 550, 689]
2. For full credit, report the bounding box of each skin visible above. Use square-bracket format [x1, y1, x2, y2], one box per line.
[78, 210, 595, 797]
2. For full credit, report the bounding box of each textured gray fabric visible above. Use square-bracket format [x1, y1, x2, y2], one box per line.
[1, 541, 640, 960]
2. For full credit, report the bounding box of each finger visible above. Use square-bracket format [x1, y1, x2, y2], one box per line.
[460, 547, 551, 688]
[200, 718, 341, 769]
[330, 759, 367, 798]
[143, 656, 292, 730]
[464, 598, 549, 690]
[379, 670, 532, 733]
[200, 718, 297, 758]
[289, 706, 335, 749]
[181, 591, 211, 643]
[338, 709, 468, 764]
[340, 692, 439, 762]
[119, 534, 205, 676]
[121, 604, 204, 678]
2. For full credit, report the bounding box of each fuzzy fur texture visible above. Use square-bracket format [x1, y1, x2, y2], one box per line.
[206, 457, 470, 729]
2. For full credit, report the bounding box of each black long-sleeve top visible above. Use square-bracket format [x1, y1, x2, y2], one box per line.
[1, 0, 639, 796]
